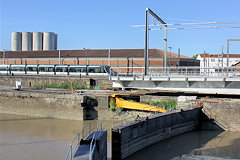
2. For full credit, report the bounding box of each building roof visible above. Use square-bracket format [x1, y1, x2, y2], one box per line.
[198, 54, 240, 58]
[0, 49, 189, 59]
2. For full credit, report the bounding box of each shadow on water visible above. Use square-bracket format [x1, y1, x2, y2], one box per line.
[124, 110, 240, 160]
[124, 130, 223, 160]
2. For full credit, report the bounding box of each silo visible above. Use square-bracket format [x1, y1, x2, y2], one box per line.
[11, 32, 22, 51]
[43, 32, 54, 50]
[22, 32, 32, 51]
[33, 32, 43, 50]
[54, 34, 58, 50]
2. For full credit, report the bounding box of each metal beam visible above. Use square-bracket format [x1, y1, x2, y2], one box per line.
[144, 8, 168, 75]
[144, 8, 149, 75]
[147, 8, 166, 25]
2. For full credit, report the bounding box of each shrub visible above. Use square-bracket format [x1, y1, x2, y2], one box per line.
[140, 100, 177, 110]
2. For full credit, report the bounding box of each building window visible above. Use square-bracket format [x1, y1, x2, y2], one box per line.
[211, 58, 215, 62]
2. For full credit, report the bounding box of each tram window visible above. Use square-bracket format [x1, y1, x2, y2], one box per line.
[39, 67, 47, 72]
[56, 67, 67, 72]
[27, 67, 37, 71]
[69, 67, 77, 72]
[48, 67, 54, 72]
[39, 67, 54, 72]
[69, 67, 85, 72]
[88, 67, 101, 73]
[81, 67, 86, 72]
[0, 66, 7, 71]
[11, 66, 25, 71]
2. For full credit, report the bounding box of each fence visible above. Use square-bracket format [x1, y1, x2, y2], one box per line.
[65, 118, 106, 160]
[110, 66, 240, 77]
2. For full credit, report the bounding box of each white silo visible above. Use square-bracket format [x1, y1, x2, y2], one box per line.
[11, 32, 22, 51]
[43, 32, 54, 50]
[22, 32, 32, 51]
[54, 34, 58, 50]
[33, 32, 43, 50]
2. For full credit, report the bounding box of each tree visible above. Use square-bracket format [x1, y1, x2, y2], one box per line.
[192, 54, 198, 59]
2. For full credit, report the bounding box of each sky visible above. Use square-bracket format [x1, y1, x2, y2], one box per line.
[0, 0, 240, 57]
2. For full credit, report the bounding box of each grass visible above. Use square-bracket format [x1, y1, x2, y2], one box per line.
[109, 98, 123, 113]
[140, 100, 177, 110]
[34, 81, 95, 90]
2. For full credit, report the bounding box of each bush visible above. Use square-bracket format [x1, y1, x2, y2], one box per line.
[140, 100, 177, 110]
[109, 98, 117, 111]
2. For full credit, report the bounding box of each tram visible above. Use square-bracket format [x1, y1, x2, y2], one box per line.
[0, 64, 112, 77]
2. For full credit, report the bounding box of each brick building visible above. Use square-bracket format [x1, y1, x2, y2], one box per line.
[0, 49, 199, 67]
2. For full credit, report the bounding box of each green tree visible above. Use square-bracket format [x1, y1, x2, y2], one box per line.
[192, 54, 198, 59]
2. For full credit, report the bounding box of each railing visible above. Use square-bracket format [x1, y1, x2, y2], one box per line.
[110, 66, 240, 78]
[65, 118, 106, 160]
[89, 118, 106, 160]
[112, 110, 159, 128]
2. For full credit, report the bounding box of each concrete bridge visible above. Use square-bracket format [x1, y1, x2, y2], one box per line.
[110, 66, 240, 94]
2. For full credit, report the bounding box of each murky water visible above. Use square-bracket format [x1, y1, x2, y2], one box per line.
[1, 114, 240, 160]
[0, 114, 85, 160]
[124, 130, 240, 160]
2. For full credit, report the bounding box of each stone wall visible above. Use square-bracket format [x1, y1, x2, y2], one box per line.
[112, 107, 202, 160]
[0, 90, 114, 120]
[202, 99, 240, 131]
[0, 76, 112, 89]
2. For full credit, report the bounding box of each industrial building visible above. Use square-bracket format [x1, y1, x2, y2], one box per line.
[0, 49, 199, 68]
[11, 32, 57, 51]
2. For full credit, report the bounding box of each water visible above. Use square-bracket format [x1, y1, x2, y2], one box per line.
[1, 114, 240, 160]
[124, 130, 240, 160]
[0, 114, 84, 160]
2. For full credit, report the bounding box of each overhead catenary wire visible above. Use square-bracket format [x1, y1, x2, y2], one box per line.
[150, 26, 240, 30]
[131, 21, 240, 27]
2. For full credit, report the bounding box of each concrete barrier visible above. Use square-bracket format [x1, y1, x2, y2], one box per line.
[112, 107, 202, 160]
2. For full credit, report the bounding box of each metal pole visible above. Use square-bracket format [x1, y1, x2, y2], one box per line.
[168, 46, 172, 66]
[144, 8, 149, 75]
[59, 50, 61, 65]
[178, 48, 180, 74]
[227, 39, 229, 68]
[218, 50, 219, 75]
[204, 51, 206, 75]
[108, 49, 110, 66]
[222, 45, 224, 73]
[3, 49, 5, 64]
[164, 25, 167, 71]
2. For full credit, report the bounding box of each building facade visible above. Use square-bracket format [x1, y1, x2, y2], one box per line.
[197, 54, 240, 75]
[0, 49, 199, 68]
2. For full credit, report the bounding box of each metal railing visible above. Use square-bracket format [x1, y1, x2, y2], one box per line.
[89, 118, 106, 160]
[65, 118, 106, 160]
[110, 66, 240, 78]
[112, 110, 159, 128]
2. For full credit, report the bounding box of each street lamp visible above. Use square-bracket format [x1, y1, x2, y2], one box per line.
[168, 46, 172, 66]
